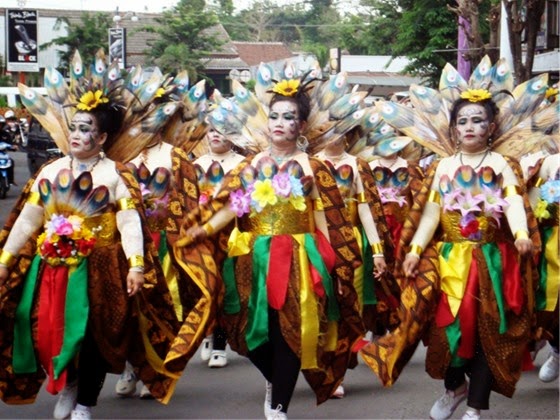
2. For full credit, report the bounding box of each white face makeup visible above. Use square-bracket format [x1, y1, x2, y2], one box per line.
[267, 100, 301, 144]
[454, 103, 495, 153]
[206, 127, 232, 154]
[68, 112, 106, 160]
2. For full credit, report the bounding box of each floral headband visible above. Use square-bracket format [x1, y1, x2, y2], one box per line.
[77, 90, 109, 111]
[271, 79, 301, 97]
[460, 88, 492, 103]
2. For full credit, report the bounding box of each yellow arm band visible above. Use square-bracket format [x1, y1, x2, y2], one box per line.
[117, 197, 136, 211]
[534, 177, 545, 188]
[428, 190, 441, 205]
[409, 244, 423, 256]
[356, 192, 367, 204]
[515, 230, 529, 240]
[202, 222, 215, 236]
[313, 198, 324, 211]
[503, 185, 521, 198]
[0, 249, 16, 267]
[26, 191, 41, 206]
[128, 255, 144, 269]
[371, 242, 383, 255]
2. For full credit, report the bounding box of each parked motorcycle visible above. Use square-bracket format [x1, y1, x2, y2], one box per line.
[0, 141, 16, 199]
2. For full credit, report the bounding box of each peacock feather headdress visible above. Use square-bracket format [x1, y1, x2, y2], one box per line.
[374, 55, 559, 159]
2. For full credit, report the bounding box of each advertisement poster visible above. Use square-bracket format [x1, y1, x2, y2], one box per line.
[108, 28, 126, 69]
[6, 9, 39, 72]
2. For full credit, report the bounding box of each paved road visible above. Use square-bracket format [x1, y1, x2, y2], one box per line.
[0, 152, 558, 419]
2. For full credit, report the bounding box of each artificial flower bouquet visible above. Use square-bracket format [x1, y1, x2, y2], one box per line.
[229, 172, 308, 217]
[378, 186, 407, 207]
[37, 214, 99, 266]
[534, 178, 560, 221]
[140, 182, 169, 220]
[442, 186, 508, 240]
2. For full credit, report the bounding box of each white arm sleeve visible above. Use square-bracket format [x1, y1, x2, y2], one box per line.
[2, 203, 44, 256]
[502, 165, 529, 235]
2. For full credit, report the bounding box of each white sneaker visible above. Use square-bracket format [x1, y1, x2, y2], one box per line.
[200, 336, 213, 361]
[208, 350, 228, 368]
[264, 381, 273, 418]
[53, 380, 78, 419]
[461, 408, 481, 420]
[70, 406, 91, 420]
[429, 381, 468, 420]
[139, 384, 154, 399]
[115, 362, 137, 397]
[531, 339, 547, 361]
[331, 384, 345, 399]
[539, 351, 559, 382]
[267, 404, 287, 420]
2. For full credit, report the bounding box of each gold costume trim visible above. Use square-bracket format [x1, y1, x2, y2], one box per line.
[514, 230, 529, 240]
[84, 212, 118, 247]
[0, 249, 16, 267]
[356, 192, 367, 204]
[117, 197, 136, 210]
[239, 200, 315, 235]
[312, 198, 324, 211]
[503, 185, 521, 198]
[371, 242, 383, 255]
[428, 190, 441, 205]
[534, 177, 545, 188]
[26, 191, 41, 206]
[346, 200, 358, 225]
[441, 212, 498, 243]
[409, 244, 423, 256]
[202, 222, 215, 236]
[128, 255, 145, 269]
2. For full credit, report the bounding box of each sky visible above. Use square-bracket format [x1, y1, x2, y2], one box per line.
[4, 0, 181, 13]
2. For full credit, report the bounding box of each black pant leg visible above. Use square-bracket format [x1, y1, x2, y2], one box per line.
[76, 330, 110, 407]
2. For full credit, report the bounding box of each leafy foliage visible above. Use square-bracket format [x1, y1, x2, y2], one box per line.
[143, 0, 223, 78]
[40, 12, 112, 72]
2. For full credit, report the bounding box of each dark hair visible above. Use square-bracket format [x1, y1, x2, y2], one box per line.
[449, 98, 499, 127]
[75, 106, 124, 148]
[269, 93, 311, 123]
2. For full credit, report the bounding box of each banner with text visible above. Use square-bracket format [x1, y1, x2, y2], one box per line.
[6, 9, 39, 72]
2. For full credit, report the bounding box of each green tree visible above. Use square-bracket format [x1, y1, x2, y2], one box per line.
[392, 0, 458, 85]
[40, 12, 112, 72]
[339, 0, 402, 55]
[143, 0, 223, 78]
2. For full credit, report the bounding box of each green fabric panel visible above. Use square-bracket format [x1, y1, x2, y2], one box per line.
[222, 257, 241, 314]
[246, 236, 271, 351]
[361, 226, 377, 305]
[481, 243, 507, 334]
[536, 226, 553, 311]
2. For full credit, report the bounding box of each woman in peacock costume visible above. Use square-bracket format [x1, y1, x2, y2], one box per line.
[194, 104, 247, 369]
[116, 71, 218, 399]
[360, 56, 556, 419]
[365, 126, 425, 274]
[176, 61, 366, 419]
[315, 125, 397, 398]
[526, 152, 560, 383]
[0, 50, 182, 419]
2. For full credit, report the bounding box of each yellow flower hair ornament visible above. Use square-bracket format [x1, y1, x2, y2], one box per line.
[272, 79, 301, 97]
[460, 88, 492, 103]
[77, 90, 109, 111]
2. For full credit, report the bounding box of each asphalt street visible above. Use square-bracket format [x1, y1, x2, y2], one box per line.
[0, 152, 558, 419]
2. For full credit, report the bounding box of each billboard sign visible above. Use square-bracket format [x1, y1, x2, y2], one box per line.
[5, 9, 39, 72]
[108, 28, 126, 69]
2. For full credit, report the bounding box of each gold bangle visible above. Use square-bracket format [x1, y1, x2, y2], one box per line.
[534, 177, 545, 188]
[313, 198, 324, 211]
[428, 190, 441, 205]
[27, 191, 41, 206]
[128, 255, 144, 269]
[371, 243, 383, 255]
[409, 244, 423, 256]
[515, 231, 529, 240]
[202, 222, 215, 236]
[356, 192, 367, 204]
[118, 197, 136, 211]
[503, 185, 521, 198]
[0, 249, 15, 267]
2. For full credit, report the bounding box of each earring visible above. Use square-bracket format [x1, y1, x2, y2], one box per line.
[99, 150, 106, 159]
[487, 137, 493, 148]
[296, 135, 309, 152]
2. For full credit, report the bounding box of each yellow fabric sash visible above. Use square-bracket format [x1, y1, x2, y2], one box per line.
[162, 252, 183, 321]
[353, 226, 364, 312]
[437, 242, 473, 317]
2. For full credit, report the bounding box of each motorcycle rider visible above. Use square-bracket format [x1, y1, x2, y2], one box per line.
[0, 114, 16, 186]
